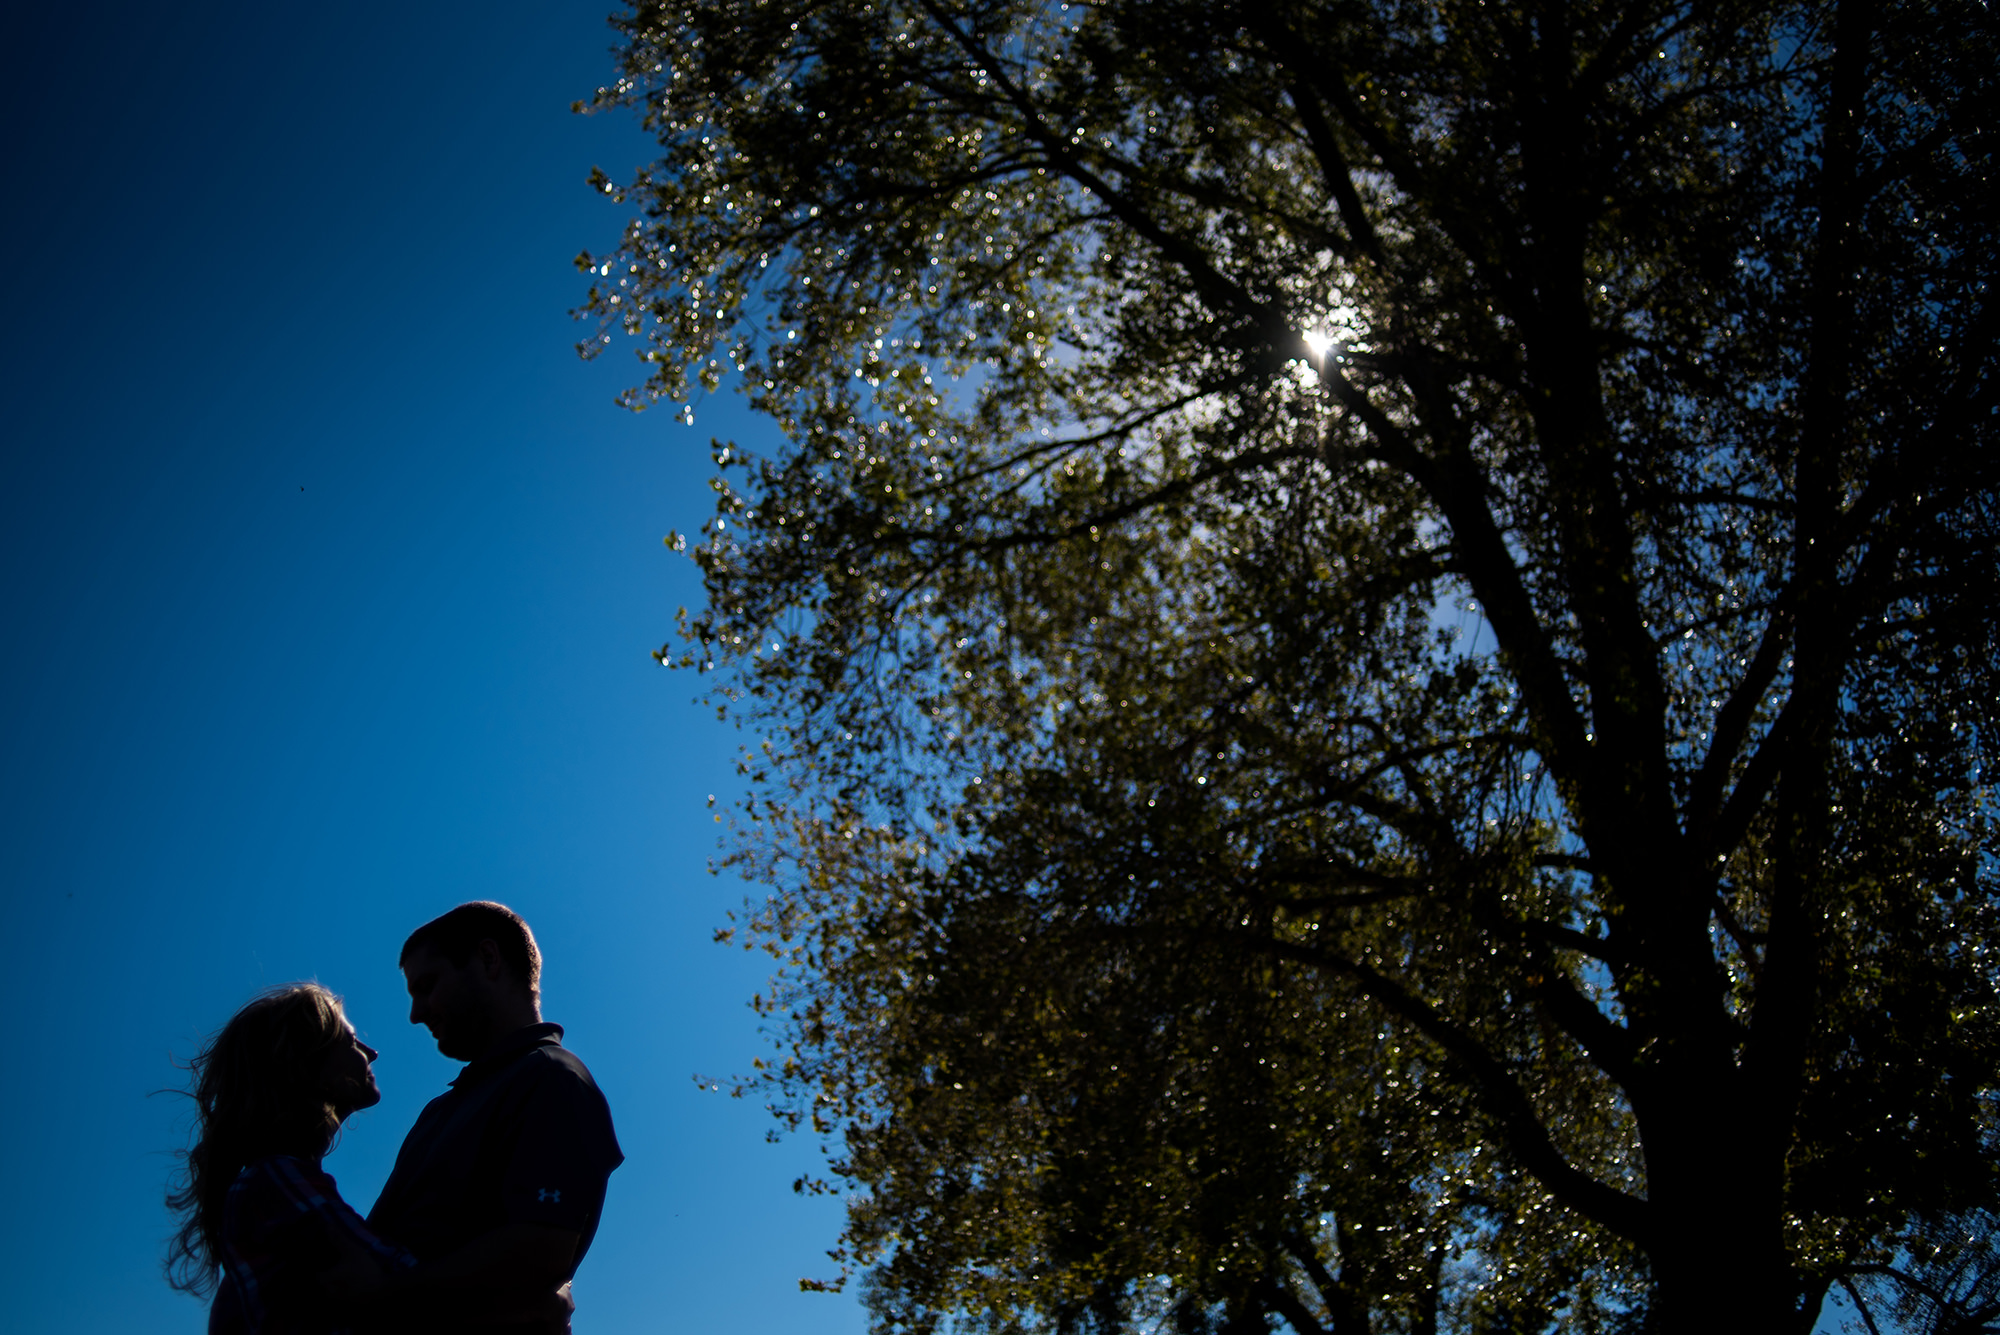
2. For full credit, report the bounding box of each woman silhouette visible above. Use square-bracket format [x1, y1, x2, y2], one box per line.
[166, 983, 411, 1333]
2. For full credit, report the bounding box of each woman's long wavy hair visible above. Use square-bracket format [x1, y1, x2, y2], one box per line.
[165, 984, 349, 1296]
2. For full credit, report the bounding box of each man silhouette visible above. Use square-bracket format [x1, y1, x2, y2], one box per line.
[367, 902, 622, 1332]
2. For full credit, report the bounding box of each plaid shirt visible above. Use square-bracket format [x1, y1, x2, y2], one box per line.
[212, 1155, 416, 1335]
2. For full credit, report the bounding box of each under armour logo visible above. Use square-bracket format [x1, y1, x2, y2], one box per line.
[538, 1188, 562, 1203]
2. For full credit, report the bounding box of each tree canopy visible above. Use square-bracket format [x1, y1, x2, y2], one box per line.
[577, 0, 1999, 1330]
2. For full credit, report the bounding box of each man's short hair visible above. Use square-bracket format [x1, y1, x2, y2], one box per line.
[401, 901, 542, 999]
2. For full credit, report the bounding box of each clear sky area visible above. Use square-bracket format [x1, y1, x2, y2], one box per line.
[0, 2, 865, 1331]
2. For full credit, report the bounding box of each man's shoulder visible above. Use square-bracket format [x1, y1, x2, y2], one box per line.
[496, 1036, 616, 1124]
[512, 1036, 605, 1089]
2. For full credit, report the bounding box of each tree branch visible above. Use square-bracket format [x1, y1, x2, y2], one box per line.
[1252, 935, 1653, 1246]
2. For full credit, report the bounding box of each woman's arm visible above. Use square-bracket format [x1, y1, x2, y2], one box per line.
[221, 1157, 412, 1334]
[361, 1225, 579, 1331]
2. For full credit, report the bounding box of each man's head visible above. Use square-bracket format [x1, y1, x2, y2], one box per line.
[399, 901, 543, 1060]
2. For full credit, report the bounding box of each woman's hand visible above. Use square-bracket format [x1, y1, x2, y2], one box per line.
[491, 1280, 574, 1332]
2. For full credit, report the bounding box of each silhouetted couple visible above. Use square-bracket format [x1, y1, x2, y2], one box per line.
[167, 902, 623, 1334]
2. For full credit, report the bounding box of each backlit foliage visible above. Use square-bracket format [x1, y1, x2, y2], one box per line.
[578, 1, 1998, 1330]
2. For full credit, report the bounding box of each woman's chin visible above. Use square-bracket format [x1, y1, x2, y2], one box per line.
[337, 1085, 384, 1119]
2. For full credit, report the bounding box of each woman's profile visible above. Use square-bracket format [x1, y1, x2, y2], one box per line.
[165, 983, 412, 1334]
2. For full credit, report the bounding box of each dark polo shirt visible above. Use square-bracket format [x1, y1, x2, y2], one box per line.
[367, 1023, 622, 1287]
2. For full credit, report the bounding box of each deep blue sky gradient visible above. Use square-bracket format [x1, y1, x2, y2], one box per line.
[0, 3, 863, 1331]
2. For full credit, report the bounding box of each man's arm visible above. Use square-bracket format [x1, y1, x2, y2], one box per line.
[365, 1225, 579, 1329]
[401, 1222, 578, 1293]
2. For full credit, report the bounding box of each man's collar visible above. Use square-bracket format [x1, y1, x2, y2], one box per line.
[449, 1021, 565, 1088]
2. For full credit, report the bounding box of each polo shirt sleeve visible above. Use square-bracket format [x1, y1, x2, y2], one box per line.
[500, 1057, 624, 1234]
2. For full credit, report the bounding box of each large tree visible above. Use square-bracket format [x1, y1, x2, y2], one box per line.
[577, 0, 1999, 1330]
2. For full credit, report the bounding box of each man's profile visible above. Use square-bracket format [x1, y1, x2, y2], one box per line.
[367, 901, 623, 1332]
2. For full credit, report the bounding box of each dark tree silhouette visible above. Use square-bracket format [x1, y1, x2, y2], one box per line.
[578, 0, 1999, 1330]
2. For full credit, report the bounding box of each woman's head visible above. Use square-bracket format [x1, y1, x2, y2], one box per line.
[197, 984, 377, 1137]
[164, 984, 380, 1294]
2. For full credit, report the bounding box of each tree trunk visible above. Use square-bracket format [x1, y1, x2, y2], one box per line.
[1637, 1073, 1812, 1335]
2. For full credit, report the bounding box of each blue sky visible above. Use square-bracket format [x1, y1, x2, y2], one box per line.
[0, 2, 865, 1331]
